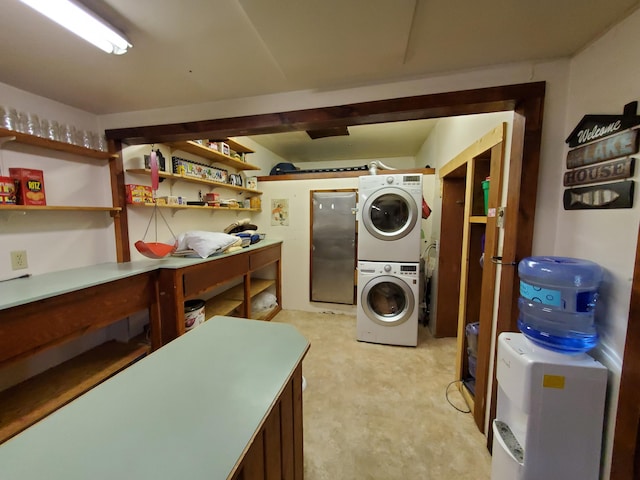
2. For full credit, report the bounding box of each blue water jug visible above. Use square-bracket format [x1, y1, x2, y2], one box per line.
[517, 256, 603, 354]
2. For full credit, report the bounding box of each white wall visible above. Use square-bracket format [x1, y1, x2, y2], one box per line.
[556, 8, 640, 477]
[0, 84, 129, 390]
[121, 142, 278, 260]
[249, 156, 437, 314]
[0, 83, 114, 280]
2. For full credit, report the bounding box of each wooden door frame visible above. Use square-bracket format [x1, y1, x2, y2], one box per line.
[106, 81, 546, 445]
[439, 124, 506, 433]
[610, 223, 640, 479]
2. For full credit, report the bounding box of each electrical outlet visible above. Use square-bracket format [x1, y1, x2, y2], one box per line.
[10, 250, 28, 270]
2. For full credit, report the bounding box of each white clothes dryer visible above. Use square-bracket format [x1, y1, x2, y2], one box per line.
[356, 260, 420, 346]
[357, 173, 422, 262]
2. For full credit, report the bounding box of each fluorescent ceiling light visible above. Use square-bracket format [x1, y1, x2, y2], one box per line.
[20, 0, 132, 55]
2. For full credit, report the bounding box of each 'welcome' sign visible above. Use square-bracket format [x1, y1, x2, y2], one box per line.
[566, 101, 640, 148]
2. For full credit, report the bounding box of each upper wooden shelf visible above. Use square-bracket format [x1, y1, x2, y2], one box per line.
[0, 128, 116, 160]
[128, 203, 260, 213]
[0, 205, 121, 214]
[258, 167, 435, 182]
[167, 141, 260, 171]
[126, 168, 262, 195]
[222, 139, 254, 154]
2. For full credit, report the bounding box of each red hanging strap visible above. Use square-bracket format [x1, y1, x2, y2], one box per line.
[422, 197, 432, 219]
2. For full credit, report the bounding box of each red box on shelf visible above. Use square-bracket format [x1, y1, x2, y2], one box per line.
[0, 176, 16, 204]
[125, 184, 153, 204]
[9, 168, 46, 205]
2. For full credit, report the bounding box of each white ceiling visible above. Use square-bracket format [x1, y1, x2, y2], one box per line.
[249, 119, 438, 163]
[0, 0, 638, 161]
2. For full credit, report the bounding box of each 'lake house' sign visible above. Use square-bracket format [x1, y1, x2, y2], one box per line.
[564, 101, 638, 209]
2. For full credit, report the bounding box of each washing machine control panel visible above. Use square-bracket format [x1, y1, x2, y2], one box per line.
[400, 264, 417, 273]
[359, 262, 418, 277]
[399, 264, 418, 277]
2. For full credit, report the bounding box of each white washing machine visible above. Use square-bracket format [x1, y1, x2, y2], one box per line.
[357, 173, 423, 262]
[356, 260, 420, 346]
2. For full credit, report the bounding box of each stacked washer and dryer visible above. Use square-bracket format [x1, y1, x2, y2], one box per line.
[356, 173, 423, 346]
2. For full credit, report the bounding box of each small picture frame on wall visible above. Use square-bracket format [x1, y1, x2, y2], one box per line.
[271, 199, 289, 226]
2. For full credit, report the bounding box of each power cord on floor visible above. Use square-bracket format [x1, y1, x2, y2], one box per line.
[445, 380, 472, 413]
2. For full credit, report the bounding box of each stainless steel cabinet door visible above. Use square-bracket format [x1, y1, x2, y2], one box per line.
[310, 190, 357, 304]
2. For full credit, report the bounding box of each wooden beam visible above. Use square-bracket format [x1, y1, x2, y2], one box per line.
[105, 83, 541, 145]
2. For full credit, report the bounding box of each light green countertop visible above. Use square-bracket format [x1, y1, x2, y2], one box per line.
[0, 316, 309, 479]
[0, 239, 282, 310]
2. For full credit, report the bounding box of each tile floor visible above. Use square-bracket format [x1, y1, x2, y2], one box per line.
[273, 309, 492, 480]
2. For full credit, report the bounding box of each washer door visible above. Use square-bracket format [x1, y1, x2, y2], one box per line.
[361, 187, 418, 241]
[361, 275, 415, 326]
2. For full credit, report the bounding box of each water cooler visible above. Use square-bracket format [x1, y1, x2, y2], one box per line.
[490, 332, 607, 479]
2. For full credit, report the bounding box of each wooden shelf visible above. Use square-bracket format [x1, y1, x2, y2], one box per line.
[126, 168, 262, 195]
[167, 141, 260, 171]
[205, 297, 243, 319]
[0, 338, 149, 444]
[469, 216, 488, 224]
[0, 128, 115, 160]
[127, 203, 260, 212]
[223, 278, 276, 300]
[258, 167, 435, 182]
[459, 382, 475, 414]
[255, 305, 282, 321]
[224, 139, 254, 155]
[0, 205, 121, 214]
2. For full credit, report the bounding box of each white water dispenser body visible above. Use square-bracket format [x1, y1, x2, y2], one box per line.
[491, 333, 607, 480]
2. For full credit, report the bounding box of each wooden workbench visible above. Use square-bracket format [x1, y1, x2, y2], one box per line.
[0, 317, 309, 480]
[0, 240, 282, 445]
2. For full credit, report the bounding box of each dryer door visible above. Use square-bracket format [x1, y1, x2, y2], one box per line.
[361, 187, 419, 241]
[361, 275, 415, 326]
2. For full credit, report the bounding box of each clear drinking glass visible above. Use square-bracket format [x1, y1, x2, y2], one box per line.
[81, 130, 92, 149]
[40, 118, 50, 138]
[47, 120, 60, 141]
[60, 124, 75, 144]
[97, 134, 108, 152]
[26, 113, 41, 136]
[0, 106, 18, 131]
[16, 111, 28, 133]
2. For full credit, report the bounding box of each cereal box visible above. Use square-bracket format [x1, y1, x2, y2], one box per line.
[0, 176, 16, 204]
[9, 168, 46, 205]
[125, 184, 153, 204]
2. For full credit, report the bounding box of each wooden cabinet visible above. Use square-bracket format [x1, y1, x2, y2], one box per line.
[0, 241, 282, 444]
[125, 139, 263, 212]
[436, 124, 505, 431]
[157, 241, 283, 343]
[0, 317, 308, 480]
[0, 266, 160, 444]
[198, 243, 282, 322]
